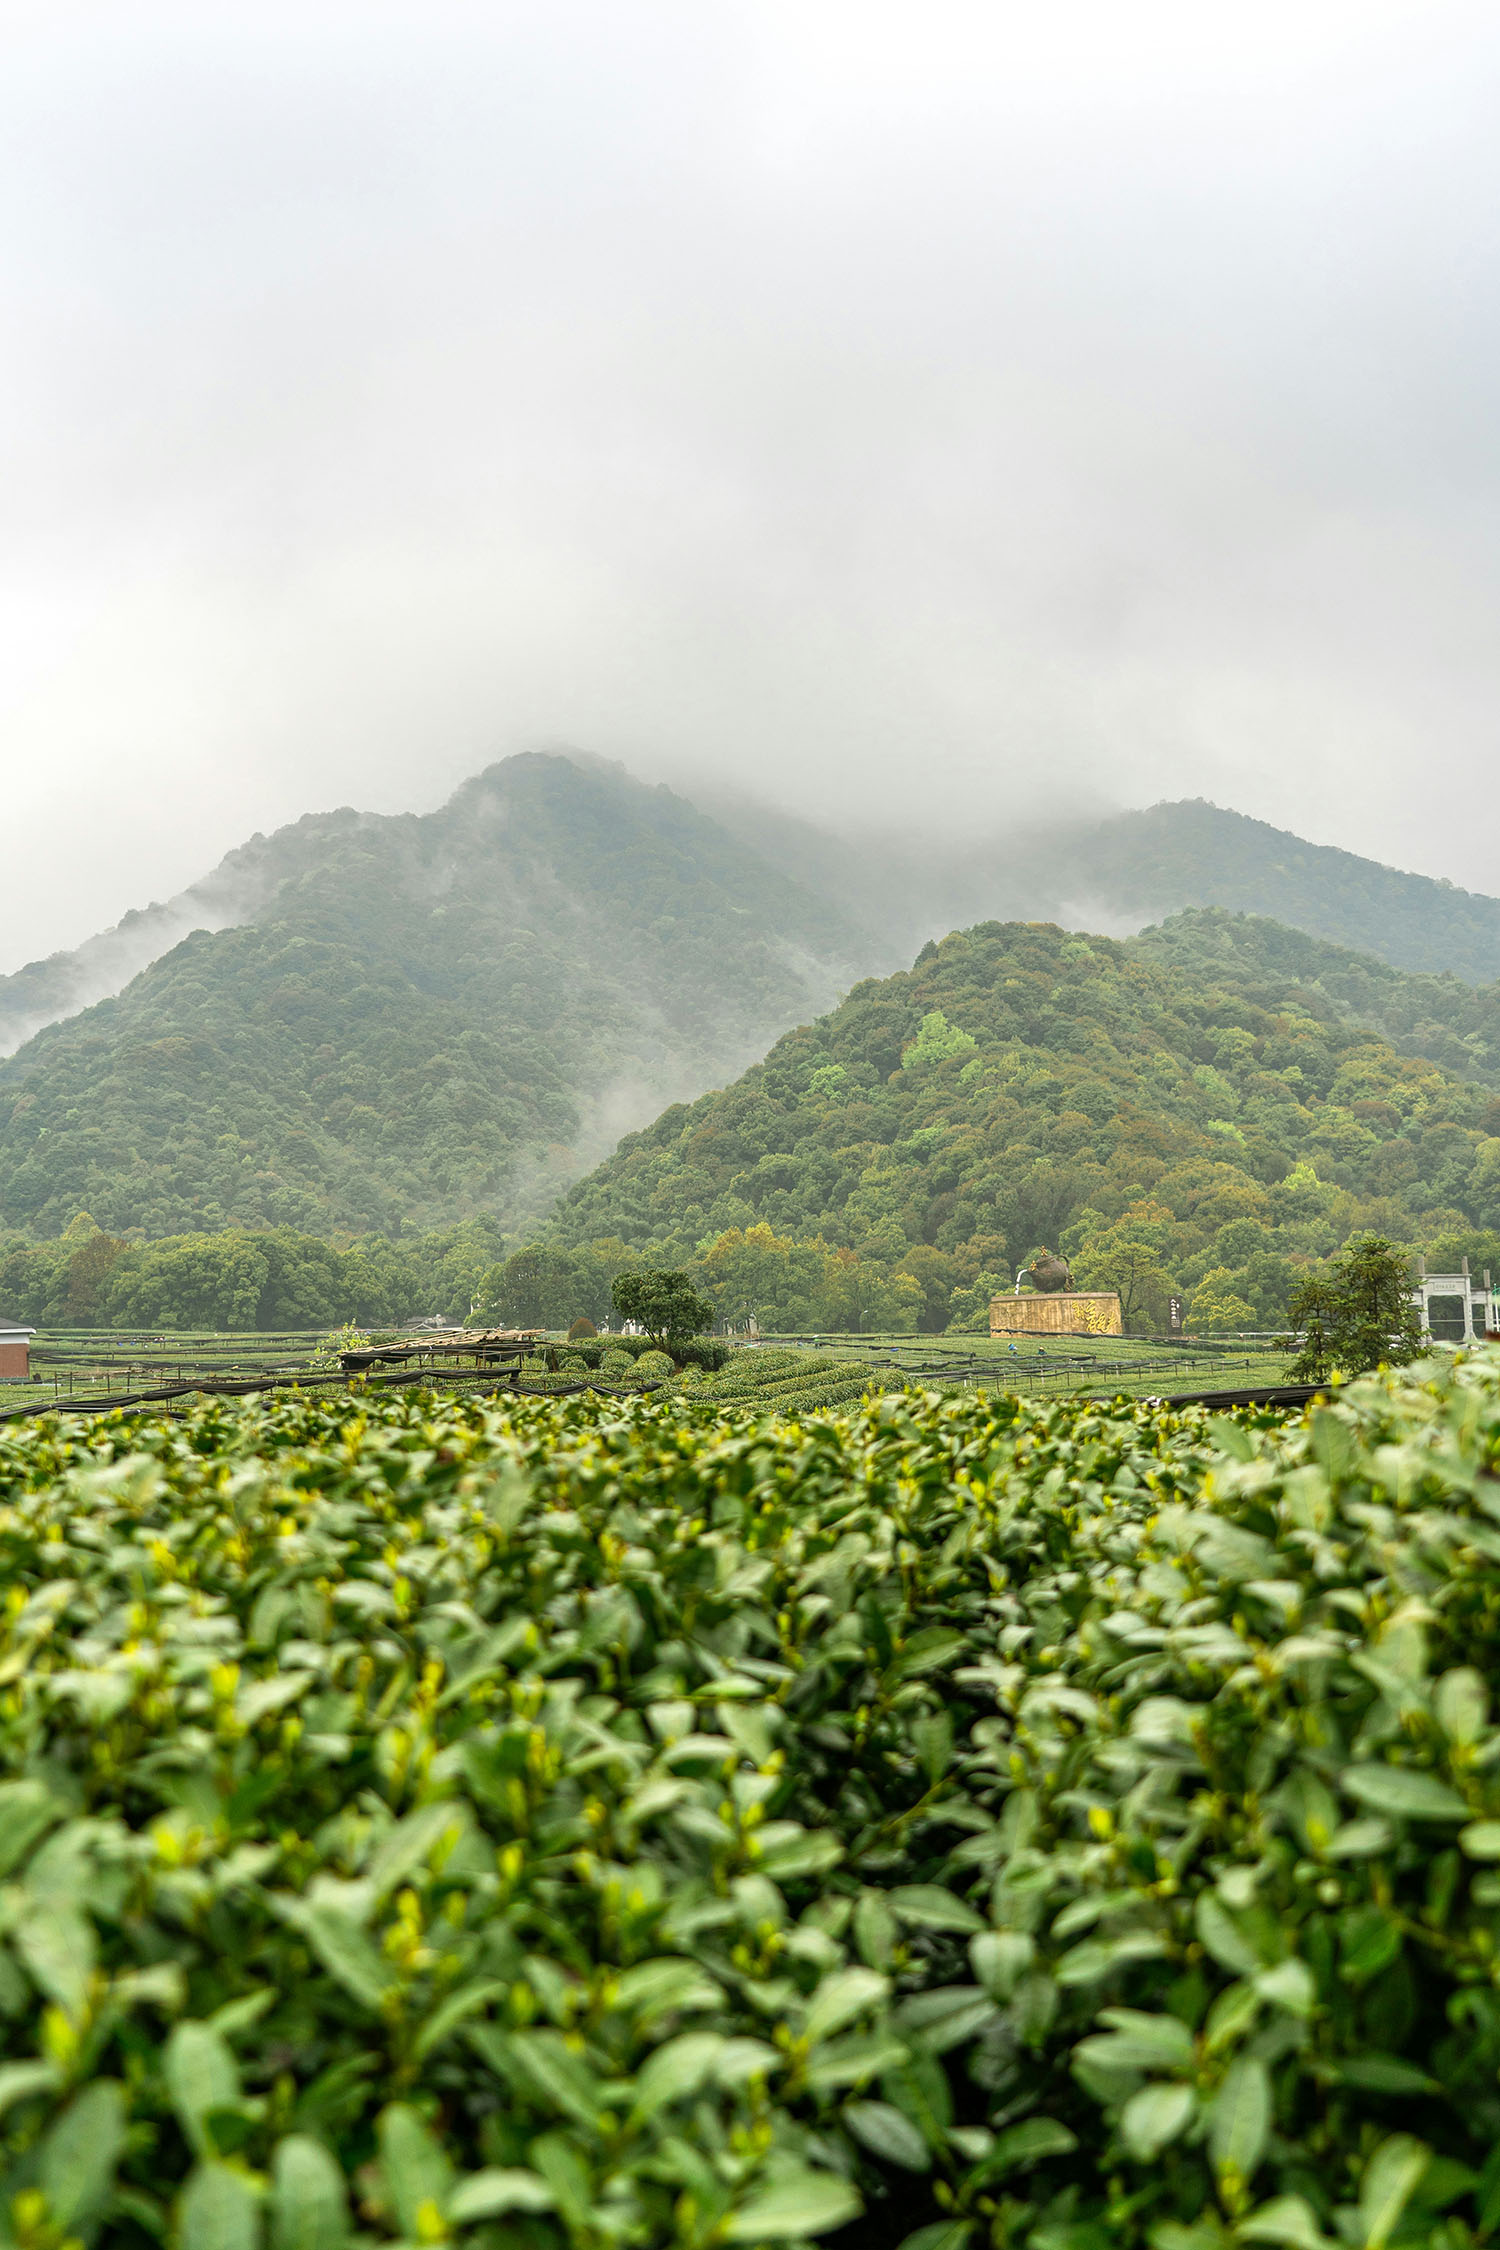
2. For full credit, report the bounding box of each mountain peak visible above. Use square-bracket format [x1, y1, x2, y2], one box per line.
[0, 760, 867, 1238]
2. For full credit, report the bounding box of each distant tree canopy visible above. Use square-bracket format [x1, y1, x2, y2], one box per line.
[468, 1242, 634, 1334]
[477, 1246, 589, 1331]
[610, 1269, 715, 1347]
[0, 1215, 506, 1332]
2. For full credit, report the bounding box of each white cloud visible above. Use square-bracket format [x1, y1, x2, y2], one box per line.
[1, 0, 1497, 965]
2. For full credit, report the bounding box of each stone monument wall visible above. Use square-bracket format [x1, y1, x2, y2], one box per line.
[990, 1291, 1123, 1337]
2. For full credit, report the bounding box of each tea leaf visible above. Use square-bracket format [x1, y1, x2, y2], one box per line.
[724, 2169, 862, 2240]
[270, 2135, 349, 2250]
[1209, 2057, 1271, 2186]
[1121, 2083, 1195, 2162]
[179, 2163, 261, 2250]
[1359, 2136, 1431, 2250]
[844, 2100, 931, 2172]
[1341, 1767, 1469, 1822]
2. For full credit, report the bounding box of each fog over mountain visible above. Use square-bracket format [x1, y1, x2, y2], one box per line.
[3, 2, 1499, 973]
[11, 756, 1500, 1072]
[7, 749, 1500, 1251]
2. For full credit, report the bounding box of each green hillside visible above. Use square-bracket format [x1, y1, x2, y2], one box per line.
[548, 915, 1500, 1333]
[0, 755, 864, 1239]
[0, 810, 355, 1060]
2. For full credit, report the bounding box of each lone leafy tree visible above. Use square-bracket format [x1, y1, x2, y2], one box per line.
[611, 1268, 715, 1349]
[1287, 1236, 1422, 1382]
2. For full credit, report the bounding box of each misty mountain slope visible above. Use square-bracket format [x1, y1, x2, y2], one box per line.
[547, 915, 1500, 1285]
[0, 755, 867, 1238]
[1059, 801, 1500, 981]
[13, 767, 1496, 1063]
[701, 790, 1500, 983]
[0, 810, 361, 1059]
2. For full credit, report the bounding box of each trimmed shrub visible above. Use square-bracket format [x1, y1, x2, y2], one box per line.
[564, 1334, 732, 1373]
[567, 1316, 597, 1340]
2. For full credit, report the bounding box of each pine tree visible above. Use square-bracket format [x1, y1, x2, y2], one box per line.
[1288, 1236, 1422, 1381]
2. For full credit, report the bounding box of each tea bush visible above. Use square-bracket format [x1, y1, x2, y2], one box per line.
[566, 1337, 731, 1375]
[1, 1359, 1500, 2247]
[690, 1352, 896, 1416]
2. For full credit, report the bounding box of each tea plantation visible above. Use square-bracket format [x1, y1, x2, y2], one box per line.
[1, 1358, 1500, 2250]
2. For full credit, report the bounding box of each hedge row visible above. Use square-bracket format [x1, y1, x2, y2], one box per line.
[692, 1365, 896, 1415]
[0, 1360, 1497, 2246]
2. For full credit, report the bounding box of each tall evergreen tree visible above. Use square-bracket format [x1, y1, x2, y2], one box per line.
[1288, 1235, 1422, 1381]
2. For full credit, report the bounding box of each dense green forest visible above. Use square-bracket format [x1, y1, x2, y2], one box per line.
[1138, 908, 1500, 1082]
[7, 746, 1500, 1332]
[0, 756, 863, 1239]
[21, 776, 1500, 1081]
[548, 915, 1500, 1334]
[0, 808, 356, 1057]
[6, 755, 1500, 1251]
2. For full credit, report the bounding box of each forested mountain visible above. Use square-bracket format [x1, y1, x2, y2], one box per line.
[0, 755, 865, 1239]
[704, 792, 1500, 983]
[1137, 910, 1500, 1085]
[6, 743, 1500, 1260]
[0, 813, 352, 1059]
[547, 915, 1500, 1334]
[1055, 801, 1500, 982]
[13, 771, 1500, 1071]
[12, 900, 1500, 1334]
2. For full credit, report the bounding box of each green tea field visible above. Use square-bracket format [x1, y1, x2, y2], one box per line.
[0, 1352, 1496, 2246]
[0, 1329, 1303, 1425]
[762, 1332, 1301, 1405]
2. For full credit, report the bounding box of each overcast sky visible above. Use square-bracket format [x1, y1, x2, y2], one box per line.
[3, 0, 1498, 970]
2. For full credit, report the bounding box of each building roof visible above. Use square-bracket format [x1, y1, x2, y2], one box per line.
[0, 1315, 35, 1337]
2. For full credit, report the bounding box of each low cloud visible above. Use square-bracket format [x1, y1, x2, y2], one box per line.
[3, 0, 1498, 968]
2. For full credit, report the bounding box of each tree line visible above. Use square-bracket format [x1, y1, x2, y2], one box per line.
[7, 1205, 1498, 1341]
[0, 1215, 507, 1332]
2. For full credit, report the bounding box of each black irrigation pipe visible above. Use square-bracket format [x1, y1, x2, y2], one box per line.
[1153, 1381, 1320, 1410]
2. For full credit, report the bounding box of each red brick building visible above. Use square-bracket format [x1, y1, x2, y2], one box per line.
[0, 1318, 35, 1380]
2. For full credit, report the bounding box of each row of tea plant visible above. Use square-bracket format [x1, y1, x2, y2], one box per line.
[0, 1357, 1497, 2247]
